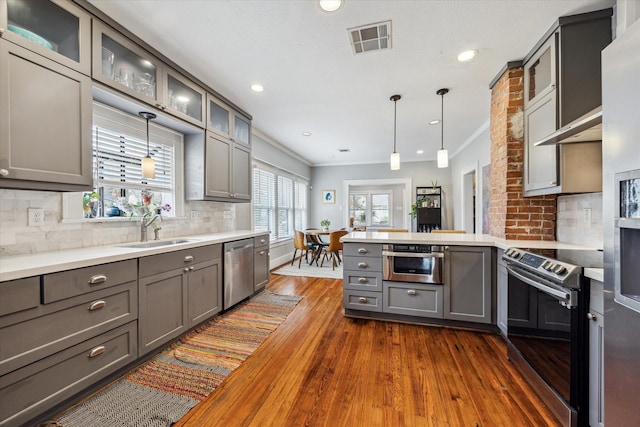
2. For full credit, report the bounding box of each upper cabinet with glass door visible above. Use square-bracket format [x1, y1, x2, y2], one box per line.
[0, 0, 91, 75]
[164, 68, 205, 127]
[207, 94, 251, 145]
[524, 34, 557, 109]
[92, 20, 161, 106]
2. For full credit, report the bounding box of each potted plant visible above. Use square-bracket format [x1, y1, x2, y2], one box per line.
[410, 197, 426, 218]
[320, 219, 331, 231]
[82, 191, 100, 218]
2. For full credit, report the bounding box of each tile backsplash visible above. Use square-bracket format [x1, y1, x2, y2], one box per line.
[556, 192, 603, 248]
[0, 189, 237, 257]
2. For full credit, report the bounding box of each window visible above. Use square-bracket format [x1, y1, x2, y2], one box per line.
[253, 162, 307, 241]
[349, 192, 391, 227]
[83, 103, 184, 218]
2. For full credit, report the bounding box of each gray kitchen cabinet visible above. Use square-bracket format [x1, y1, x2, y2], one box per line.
[0, 0, 92, 75]
[184, 130, 251, 202]
[383, 281, 443, 318]
[0, 38, 93, 191]
[444, 246, 493, 324]
[207, 94, 251, 145]
[343, 243, 383, 313]
[589, 279, 604, 427]
[496, 248, 508, 336]
[523, 9, 612, 196]
[254, 234, 270, 292]
[138, 244, 221, 356]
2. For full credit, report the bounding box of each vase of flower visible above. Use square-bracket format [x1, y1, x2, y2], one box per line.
[320, 219, 331, 231]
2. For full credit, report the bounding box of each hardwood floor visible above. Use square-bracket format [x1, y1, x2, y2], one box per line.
[175, 274, 560, 427]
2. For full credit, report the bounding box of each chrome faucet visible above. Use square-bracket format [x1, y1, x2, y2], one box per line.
[140, 213, 161, 242]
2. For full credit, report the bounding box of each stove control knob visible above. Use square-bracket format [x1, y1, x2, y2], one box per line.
[545, 262, 557, 271]
[542, 261, 551, 270]
[505, 248, 514, 257]
[553, 265, 567, 275]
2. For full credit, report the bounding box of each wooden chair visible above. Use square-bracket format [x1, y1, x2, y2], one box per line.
[321, 230, 349, 270]
[377, 228, 408, 232]
[431, 230, 466, 233]
[291, 230, 311, 268]
[305, 229, 326, 265]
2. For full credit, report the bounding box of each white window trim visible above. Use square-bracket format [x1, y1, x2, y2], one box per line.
[349, 191, 393, 227]
[343, 178, 412, 230]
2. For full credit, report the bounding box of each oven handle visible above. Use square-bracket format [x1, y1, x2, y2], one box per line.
[382, 251, 444, 258]
[506, 266, 571, 302]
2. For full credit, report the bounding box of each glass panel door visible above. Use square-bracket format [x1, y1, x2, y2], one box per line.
[234, 114, 250, 145]
[208, 97, 231, 136]
[166, 71, 204, 126]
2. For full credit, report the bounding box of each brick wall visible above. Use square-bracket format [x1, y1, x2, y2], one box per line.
[489, 66, 556, 240]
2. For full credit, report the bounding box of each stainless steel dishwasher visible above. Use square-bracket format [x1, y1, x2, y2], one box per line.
[224, 239, 255, 309]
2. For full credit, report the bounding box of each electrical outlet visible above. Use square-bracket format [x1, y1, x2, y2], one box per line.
[190, 210, 199, 220]
[583, 208, 592, 224]
[223, 210, 232, 219]
[28, 208, 45, 226]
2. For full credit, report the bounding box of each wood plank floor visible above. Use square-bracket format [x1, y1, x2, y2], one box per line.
[175, 274, 561, 427]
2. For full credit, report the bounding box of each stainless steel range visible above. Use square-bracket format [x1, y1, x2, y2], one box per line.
[503, 247, 602, 427]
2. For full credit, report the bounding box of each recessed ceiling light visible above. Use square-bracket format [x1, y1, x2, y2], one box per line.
[319, 0, 342, 12]
[457, 49, 478, 62]
[417, 150, 424, 154]
[302, 132, 312, 136]
[429, 119, 440, 125]
[250, 84, 264, 92]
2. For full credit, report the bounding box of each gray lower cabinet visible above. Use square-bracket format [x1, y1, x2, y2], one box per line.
[444, 246, 493, 324]
[497, 248, 508, 335]
[0, 260, 138, 427]
[383, 281, 443, 318]
[138, 244, 222, 356]
[0, 38, 92, 191]
[254, 234, 270, 292]
[343, 243, 384, 313]
[589, 279, 604, 427]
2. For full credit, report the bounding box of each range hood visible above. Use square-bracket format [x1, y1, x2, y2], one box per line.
[534, 107, 602, 146]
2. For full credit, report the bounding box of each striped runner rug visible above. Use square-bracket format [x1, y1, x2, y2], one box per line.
[46, 291, 302, 427]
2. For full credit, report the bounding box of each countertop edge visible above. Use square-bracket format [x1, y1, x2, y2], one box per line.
[584, 268, 604, 282]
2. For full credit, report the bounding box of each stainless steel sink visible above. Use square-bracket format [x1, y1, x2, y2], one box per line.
[120, 239, 195, 249]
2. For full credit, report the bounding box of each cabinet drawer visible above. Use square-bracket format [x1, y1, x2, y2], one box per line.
[342, 255, 382, 272]
[343, 243, 382, 257]
[343, 290, 382, 312]
[343, 270, 383, 292]
[0, 276, 39, 316]
[139, 245, 220, 278]
[383, 282, 443, 318]
[43, 259, 136, 303]
[0, 321, 137, 427]
[254, 234, 269, 249]
[1, 281, 137, 376]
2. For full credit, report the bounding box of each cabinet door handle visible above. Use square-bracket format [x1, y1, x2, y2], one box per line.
[88, 300, 106, 311]
[357, 248, 368, 254]
[358, 262, 368, 268]
[0, 168, 8, 177]
[260, 239, 266, 244]
[407, 289, 417, 296]
[88, 274, 107, 285]
[358, 277, 368, 283]
[259, 250, 265, 255]
[89, 346, 106, 358]
[184, 255, 194, 263]
[358, 297, 368, 303]
[189, 266, 194, 271]
[587, 312, 598, 321]
[184, 267, 190, 272]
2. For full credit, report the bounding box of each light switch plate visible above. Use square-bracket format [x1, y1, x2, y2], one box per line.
[28, 208, 45, 226]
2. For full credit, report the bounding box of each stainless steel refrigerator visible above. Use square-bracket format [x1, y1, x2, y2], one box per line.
[602, 18, 640, 427]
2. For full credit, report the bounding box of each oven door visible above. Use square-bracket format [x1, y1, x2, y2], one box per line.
[382, 251, 443, 284]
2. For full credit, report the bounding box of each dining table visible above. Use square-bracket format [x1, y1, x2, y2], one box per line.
[304, 229, 342, 265]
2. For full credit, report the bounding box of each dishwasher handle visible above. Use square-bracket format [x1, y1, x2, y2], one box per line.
[225, 239, 254, 251]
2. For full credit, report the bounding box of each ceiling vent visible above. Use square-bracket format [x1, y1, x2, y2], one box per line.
[348, 20, 391, 54]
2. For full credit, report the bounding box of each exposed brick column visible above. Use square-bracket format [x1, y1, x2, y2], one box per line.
[489, 65, 556, 240]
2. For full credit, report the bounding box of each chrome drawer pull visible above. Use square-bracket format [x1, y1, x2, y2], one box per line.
[259, 250, 265, 255]
[260, 239, 266, 244]
[587, 312, 598, 321]
[89, 346, 106, 358]
[88, 274, 107, 285]
[358, 277, 368, 283]
[407, 289, 417, 296]
[184, 268, 190, 272]
[88, 300, 106, 311]
[358, 262, 368, 268]
[357, 248, 368, 254]
[184, 255, 194, 263]
[358, 297, 368, 303]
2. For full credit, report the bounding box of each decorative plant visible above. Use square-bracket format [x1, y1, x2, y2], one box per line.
[410, 197, 426, 218]
[320, 219, 331, 229]
[83, 191, 100, 218]
[431, 180, 438, 189]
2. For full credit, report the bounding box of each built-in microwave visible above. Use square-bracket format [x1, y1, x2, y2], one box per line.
[382, 244, 444, 284]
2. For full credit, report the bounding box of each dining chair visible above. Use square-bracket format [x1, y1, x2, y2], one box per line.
[321, 230, 349, 270]
[305, 228, 326, 265]
[291, 230, 311, 268]
[431, 230, 466, 233]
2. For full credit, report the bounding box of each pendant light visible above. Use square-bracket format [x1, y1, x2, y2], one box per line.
[436, 88, 449, 168]
[139, 111, 157, 179]
[390, 94, 401, 170]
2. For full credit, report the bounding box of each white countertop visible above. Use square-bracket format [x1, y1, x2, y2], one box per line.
[0, 230, 264, 282]
[584, 268, 604, 282]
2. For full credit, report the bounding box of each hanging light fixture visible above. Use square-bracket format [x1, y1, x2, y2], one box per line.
[139, 111, 157, 179]
[436, 88, 449, 168]
[390, 94, 401, 170]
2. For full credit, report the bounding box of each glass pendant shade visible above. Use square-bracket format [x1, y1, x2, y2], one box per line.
[142, 156, 156, 179]
[437, 148, 449, 168]
[390, 151, 400, 170]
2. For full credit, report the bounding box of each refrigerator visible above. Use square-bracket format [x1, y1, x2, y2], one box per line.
[602, 18, 640, 427]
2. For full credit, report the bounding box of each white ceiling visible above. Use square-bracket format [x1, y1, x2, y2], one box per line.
[89, 0, 614, 167]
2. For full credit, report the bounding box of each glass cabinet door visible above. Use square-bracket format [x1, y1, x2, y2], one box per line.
[1, 0, 91, 74]
[92, 21, 160, 104]
[207, 95, 231, 137]
[233, 114, 251, 145]
[524, 34, 557, 108]
[165, 69, 205, 127]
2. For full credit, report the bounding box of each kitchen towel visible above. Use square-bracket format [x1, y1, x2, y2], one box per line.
[45, 291, 302, 427]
